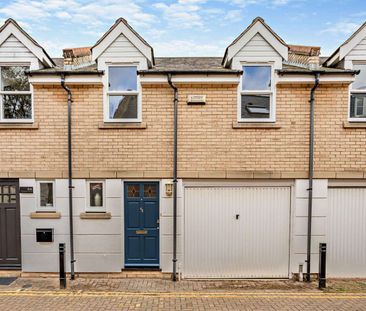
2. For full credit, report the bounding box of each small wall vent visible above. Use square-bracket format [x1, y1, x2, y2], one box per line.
[187, 95, 206, 105]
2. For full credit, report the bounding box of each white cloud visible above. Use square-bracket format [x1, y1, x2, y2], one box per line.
[321, 22, 360, 35]
[0, 0, 157, 30]
[55, 11, 72, 20]
[223, 10, 243, 22]
[153, 1, 205, 29]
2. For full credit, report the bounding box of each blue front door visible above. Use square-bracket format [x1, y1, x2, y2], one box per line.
[124, 182, 159, 267]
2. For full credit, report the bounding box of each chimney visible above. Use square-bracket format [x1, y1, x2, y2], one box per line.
[62, 47, 92, 70]
[288, 45, 320, 69]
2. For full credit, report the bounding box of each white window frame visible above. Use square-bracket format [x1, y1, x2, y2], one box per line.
[37, 180, 56, 211]
[0, 63, 34, 123]
[86, 180, 106, 212]
[104, 63, 141, 123]
[349, 61, 366, 122]
[238, 63, 276, 123]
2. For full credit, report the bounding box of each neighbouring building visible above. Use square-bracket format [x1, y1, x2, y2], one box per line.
[0, 16, 365, 279]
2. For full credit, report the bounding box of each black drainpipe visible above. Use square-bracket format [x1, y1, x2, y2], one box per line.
[61, 75, 75, 280]
[167, 74, 178, 282]
[306, 73, 320, 282]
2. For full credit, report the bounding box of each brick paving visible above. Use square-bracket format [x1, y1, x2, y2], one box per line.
[0, 278, 365, 310]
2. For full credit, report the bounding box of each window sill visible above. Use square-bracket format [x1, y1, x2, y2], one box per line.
[232, 121, 281, 129]
[30, 212, 61, 219]
[80, 212, 111, 219]
[98, 122, 147, 129]
[0, 122, 39, 130]
[343, 121, 366, 128]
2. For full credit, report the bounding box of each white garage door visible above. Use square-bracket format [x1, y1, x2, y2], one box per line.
[184, 186, 291, 278]
[327, 188, 366, 277]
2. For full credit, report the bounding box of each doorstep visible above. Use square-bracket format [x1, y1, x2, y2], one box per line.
[0, 270, 22, 278]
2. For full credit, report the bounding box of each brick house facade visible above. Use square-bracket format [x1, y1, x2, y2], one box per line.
[0, 17, 365, 279]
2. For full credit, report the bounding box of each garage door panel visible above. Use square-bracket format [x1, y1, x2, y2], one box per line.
[328, 188, 366, 278]
[184, 186, 291, 278]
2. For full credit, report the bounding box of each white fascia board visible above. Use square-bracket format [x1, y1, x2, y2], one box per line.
[226, 22, 288, 65]
[140, 74, 241, 84]
[324, 51, 340, 67]
[0, 23, 53, 68]
[29, 75, 103, 85]
[92, 22, 152, 64]
[339, 25, 366, 60]
[277, 74, 355, 84]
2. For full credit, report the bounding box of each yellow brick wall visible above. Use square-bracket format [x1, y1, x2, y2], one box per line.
[0, 82, 364, 178]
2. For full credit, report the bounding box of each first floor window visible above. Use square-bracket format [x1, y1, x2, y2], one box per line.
[240, 65, 273, 121]
[87, 181, 105, 211]
[0, 66, 32, 121]
[350, 93, 366, 118]
[38, 181, 55, 210]
[350, 63, 366, 120]
[107, 66, 139, 121]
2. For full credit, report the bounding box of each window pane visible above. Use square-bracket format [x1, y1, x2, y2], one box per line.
[108, 66, 137, 91]
[241, 94, 270, 119]
[352, 64, 366, 90]
[1, 66, 30, 91]
[40, 183, 53, 207]
[3, 94, 32, 119]
[109, 95, 137, 119]
[242, 66, 271, 91]
[350, 93, 366, 118]
[144, 184, 157, 198]
[128, 184, 140, 198]
[90, 182, 103, 207]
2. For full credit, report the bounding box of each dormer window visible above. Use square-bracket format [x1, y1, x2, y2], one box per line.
[106, 65, 140, 122]
[350, 63, 366, 121]
[239, 65, 274, 122]
[0, 66, 32, 122]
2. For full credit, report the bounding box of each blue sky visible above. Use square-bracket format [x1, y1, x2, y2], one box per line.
[0, 0, 365, 58]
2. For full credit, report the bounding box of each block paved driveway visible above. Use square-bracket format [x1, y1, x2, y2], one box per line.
[0, 278, 366, 310]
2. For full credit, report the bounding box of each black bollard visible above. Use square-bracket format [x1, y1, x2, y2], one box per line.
[318, 243, 327, 289]
[59, 243, 66, 289]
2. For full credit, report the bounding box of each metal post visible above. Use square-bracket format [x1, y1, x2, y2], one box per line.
[318, 243, 327, 289]
[59, 243, 66, 289]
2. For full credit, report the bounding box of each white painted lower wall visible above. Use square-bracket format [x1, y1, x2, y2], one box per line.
[291, 179, 328, 275]
[19, 178, 182, 273]
[18, 178, 366, 278]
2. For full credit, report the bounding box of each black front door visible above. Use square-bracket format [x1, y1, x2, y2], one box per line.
[0, 180, 21, 268]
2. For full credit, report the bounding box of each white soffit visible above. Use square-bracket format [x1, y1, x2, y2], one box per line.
[339, 22, 366, 60]
[324, 21, 366, 67]
[224, 19, 288, 66]
[29, 75, 103, 84]
[139, 74, 241, 84]
[92, 20, 153, 65]
[0, 20, 54, 68]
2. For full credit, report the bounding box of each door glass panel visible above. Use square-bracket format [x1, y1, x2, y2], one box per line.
[127, 184, 140, 198]
[0, 195, 2, 203]
[10, 194, 16, 203]
[10, 186, 16, 194]
[3, 195, 9, 203]
[144, 184, 157, 198]
[3, 186, 9, 194]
